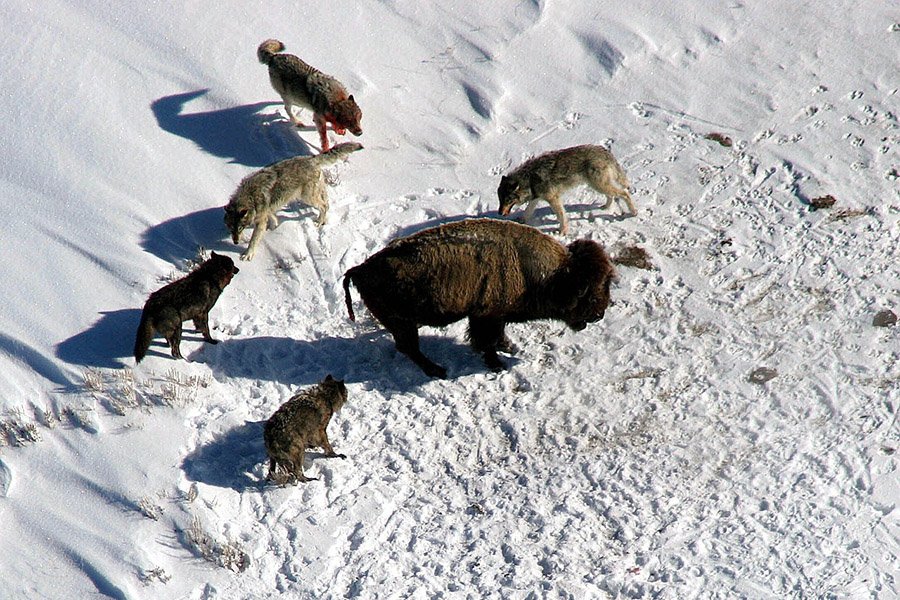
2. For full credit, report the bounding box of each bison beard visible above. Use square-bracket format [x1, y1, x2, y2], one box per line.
[343, 219, 614, 378]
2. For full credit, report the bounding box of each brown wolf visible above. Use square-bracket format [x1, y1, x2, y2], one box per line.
[134, 252, 239, 362]
[264, 375, 348, 484]
[257, 39, 362, 152]
[498, 144, 636, 235]
[224, 142, 363, 261]
[343, 219, 615, 378]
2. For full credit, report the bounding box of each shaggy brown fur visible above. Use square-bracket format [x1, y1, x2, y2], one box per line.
[264, 375, 348, 484]
[257, 39, 362, 152]
[134, 252, 239, 362]
[343, 218, 615, 378]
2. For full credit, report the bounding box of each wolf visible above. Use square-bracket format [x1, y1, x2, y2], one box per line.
[497, 144, 636, 235]
[257, 39, 362, 152]
[224, 142, 363, 261]
[264, 375, 348, 484]
[134, 252, 239, 362]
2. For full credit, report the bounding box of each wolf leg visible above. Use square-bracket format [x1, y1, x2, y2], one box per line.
[320, 434, 347, 459]
[546, 192, 568, 234]
[313, 113, 331, 152]
[242, 219, 269, 261]
[166, 326, 184, 360]
[283, 100, 304, 126]
[193, 314, 219, 344]
[520, 198, 540, 224]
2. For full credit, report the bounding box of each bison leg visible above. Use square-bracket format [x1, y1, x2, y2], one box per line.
[468, 317, 508, 372]
[386, 319, 447, 378]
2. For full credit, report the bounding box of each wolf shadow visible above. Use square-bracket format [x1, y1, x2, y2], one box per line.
[55, 309, 143, 370]
[181, 420, 267, 492]
[139, 206, 235, 264]
[151, 89, 310, 168]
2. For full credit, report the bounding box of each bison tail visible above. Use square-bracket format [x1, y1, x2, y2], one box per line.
[133, 310, 154, 363]
[342, 271, 357, 322]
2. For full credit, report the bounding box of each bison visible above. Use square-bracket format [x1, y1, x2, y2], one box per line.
[342, 218, 615, 378]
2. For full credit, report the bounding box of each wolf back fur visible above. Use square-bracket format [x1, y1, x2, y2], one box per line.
[257, 39, 362, 152]
[264, 375, 348, 484]
[134, 252, 239, 362]
[498, 144, 636, 234]
[343, 218, 615, 378]
[224, 142, 363, 261]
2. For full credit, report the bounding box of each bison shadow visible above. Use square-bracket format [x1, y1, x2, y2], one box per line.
[55, 308, 143, 370]
[202, 330, 502, 389]
[181, 420, 267, 492]
[151, 89, 310, 168]
[139, 206, 236, 264]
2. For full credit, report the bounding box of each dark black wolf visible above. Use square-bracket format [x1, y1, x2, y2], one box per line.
[134, 252, 239, 362]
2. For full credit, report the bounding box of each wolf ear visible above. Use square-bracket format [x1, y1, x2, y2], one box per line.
[211, 251, 219, 258]
[324, 374, 334, 382]
[348, 94, 355, 102]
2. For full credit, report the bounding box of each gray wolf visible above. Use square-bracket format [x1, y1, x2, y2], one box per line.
[343, 218, 615, 378]
[258, 39, 362, 152]
[498, 144, 636, 234]
[264, 375, 348, 484]
[134, 252, 239, 362]
[224, 142, 363, 261]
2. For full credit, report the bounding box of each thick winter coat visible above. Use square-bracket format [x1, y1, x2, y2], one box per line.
[264, 375, 348, 484]
[343, 219, 615, 377]
[134, 252, 239, 362]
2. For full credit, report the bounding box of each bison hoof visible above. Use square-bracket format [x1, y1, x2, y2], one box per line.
[484, 354, 507, 372]
[497, 337, 518, 355]
[422, 364, 447, 379]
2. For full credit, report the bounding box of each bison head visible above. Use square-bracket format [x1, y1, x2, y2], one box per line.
[553, 240, 616, 330]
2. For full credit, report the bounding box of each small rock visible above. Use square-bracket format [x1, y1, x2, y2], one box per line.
[705, 132, 733, 147]
[809, 195, 837, 210]
[872, 309, 898, 328]
[748, 367, 777, 384]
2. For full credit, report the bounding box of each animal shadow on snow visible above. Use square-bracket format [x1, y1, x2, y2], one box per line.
[139, 206, 235, 264]
[391, 205, 624, 240]
[181, 420, 266, 492]
[510, 204, 632, 234]
[206, 331, 499, 389]
[392, 212, 494, 239]
[55, 309, 143, 370]
[151, 89, 310, 168]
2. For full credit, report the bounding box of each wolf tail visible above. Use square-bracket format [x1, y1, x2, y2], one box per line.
[257, 39, 286, 65]
[313, 142, 364, 167]
[133, 310, 154, 363]
[342, 270, 357, 322]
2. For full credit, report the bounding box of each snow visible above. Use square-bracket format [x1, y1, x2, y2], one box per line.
[1, 0, 898, 598]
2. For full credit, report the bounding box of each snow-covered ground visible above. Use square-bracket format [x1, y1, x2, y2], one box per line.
[1, 1, 898, 598]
